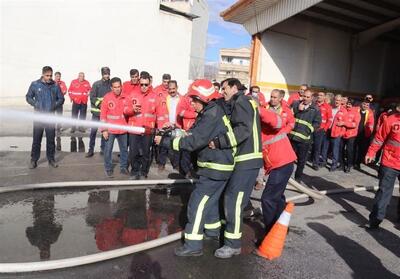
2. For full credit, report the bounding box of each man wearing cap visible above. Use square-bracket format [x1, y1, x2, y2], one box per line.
[87, 67, 112, 158]
[154, 74, 171, 99]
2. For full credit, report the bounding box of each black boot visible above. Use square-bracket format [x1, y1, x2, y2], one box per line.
[70, 137, 77, 152]
[48, 160, 58, 168]
[78, 138, 85, 153]
[56, 137, 61, 151]
[29, 160, 37, 169]
[86, 149, 94, 158]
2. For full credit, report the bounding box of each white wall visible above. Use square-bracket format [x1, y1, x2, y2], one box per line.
[189, 0, 209, 80]
[257, 17, 399, 98]
[0, 0, 194, 106]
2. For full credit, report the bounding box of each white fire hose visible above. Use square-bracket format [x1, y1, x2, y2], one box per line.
[0, 179, 398, 273]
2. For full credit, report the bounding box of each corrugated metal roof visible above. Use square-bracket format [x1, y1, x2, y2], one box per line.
[222, 0, 400, 41]
[222, 0, 323, 35]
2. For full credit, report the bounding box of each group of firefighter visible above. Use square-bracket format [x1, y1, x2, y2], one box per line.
[26, 66, 400, 258]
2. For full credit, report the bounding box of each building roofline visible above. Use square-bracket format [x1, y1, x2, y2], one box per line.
[220, 0, 255, 21]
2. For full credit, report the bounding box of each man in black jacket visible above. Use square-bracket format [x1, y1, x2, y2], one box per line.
[87, 67, 111, 157]
[26, 66, 64, 169]
[289, 89, 321, 182]
[155, 79, 235, 257]
[209, 78, 262, 258]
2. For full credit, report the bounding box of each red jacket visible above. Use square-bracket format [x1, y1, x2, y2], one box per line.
[176, 94, 197, 130]
[122, 81, 140, 97]
[281, 99, 290, 109]
[330, 106, 347, 138]
[68, 79, 91, 104]
[55, 80, 67, 95]
[153, 84, 169, 99]
[288, 92, 301, 106]
[343, 107, 361, 139]
[124, 90, 168, 133]
[247, 92, 267, 107]
[259, 107, 297, 173]
[357, 108, 375, 138]
[367, 113, 400, 170]
[100, 92, 128, 134]
[264, 104, 295, 134]
[377, 111, 388, 129]
[317, 102, 333, 131]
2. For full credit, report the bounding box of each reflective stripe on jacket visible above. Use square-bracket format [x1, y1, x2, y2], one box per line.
[68, 79, 91, 104]
[172, 101, 234, 180]
[218, 92, 263, 170]
[100, 92, 128, 134]
[367, 113, 400, 170]
[124, 90, 168, 133]
[259, 107, 297, 173]
[289, 101, 321, 142]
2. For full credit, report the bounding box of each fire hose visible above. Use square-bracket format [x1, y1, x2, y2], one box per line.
[0, 178, 398, 273]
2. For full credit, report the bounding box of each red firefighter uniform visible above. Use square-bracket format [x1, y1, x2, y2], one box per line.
[330, 106, 347, 138]
[56, 80, 67, 95]
[366, 112, 400, 227]
[343, 107, 361, 139]
[377, 111, 389, 129]
[357, 107, 375, 138]
[154, 84, 169, 99]
[318, 102, 333, 132]
[258, 106, 297, 234]
[287, 91, 301, 107]
[68, 79, 92, 104]
[176, 94, 197, 130]
[124, 90, 168, 131]
[122, 81, 141, 97]
[263, 104, 295, 134]
[259, 107, 297, 173]
[281, 99, 290, 109]
[367, 113, 400, 170]
[100, 91, 128, 134]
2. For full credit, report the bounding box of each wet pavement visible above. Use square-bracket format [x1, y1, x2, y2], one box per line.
[0, 150, 399, 278]
[0, 187, 190, 262]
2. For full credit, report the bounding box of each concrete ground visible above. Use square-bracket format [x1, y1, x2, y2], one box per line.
[0, 136, 399, 278]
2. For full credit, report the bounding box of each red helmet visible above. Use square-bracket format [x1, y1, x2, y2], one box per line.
[188, 79, 219, 104]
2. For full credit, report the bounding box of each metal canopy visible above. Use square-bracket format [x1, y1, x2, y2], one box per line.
[221, 0, 400, 43]
[298, 0, 400, 44]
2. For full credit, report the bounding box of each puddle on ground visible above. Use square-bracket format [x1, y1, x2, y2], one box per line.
[0, 186, 191, 262]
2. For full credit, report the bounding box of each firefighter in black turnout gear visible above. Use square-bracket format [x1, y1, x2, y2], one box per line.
[289, 89, 321, 182]
[155, 79, 235, 257]
[209, 78, 263, 258]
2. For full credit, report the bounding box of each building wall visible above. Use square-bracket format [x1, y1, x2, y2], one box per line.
[0, 0, 195, 106]
[189, 0, 209, 80]
[256, 17, 399, 99]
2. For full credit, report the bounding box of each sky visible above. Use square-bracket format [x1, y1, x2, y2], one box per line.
[205, 0, 251, 63]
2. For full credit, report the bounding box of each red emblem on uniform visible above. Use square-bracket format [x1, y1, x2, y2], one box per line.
[108, 101, 115, 109]
[132, 98, 138, 105]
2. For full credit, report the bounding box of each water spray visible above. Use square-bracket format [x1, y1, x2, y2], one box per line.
[0, 108, 145, 134]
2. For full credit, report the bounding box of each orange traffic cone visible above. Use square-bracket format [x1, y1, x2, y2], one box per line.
[256, 202, 294, 260]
